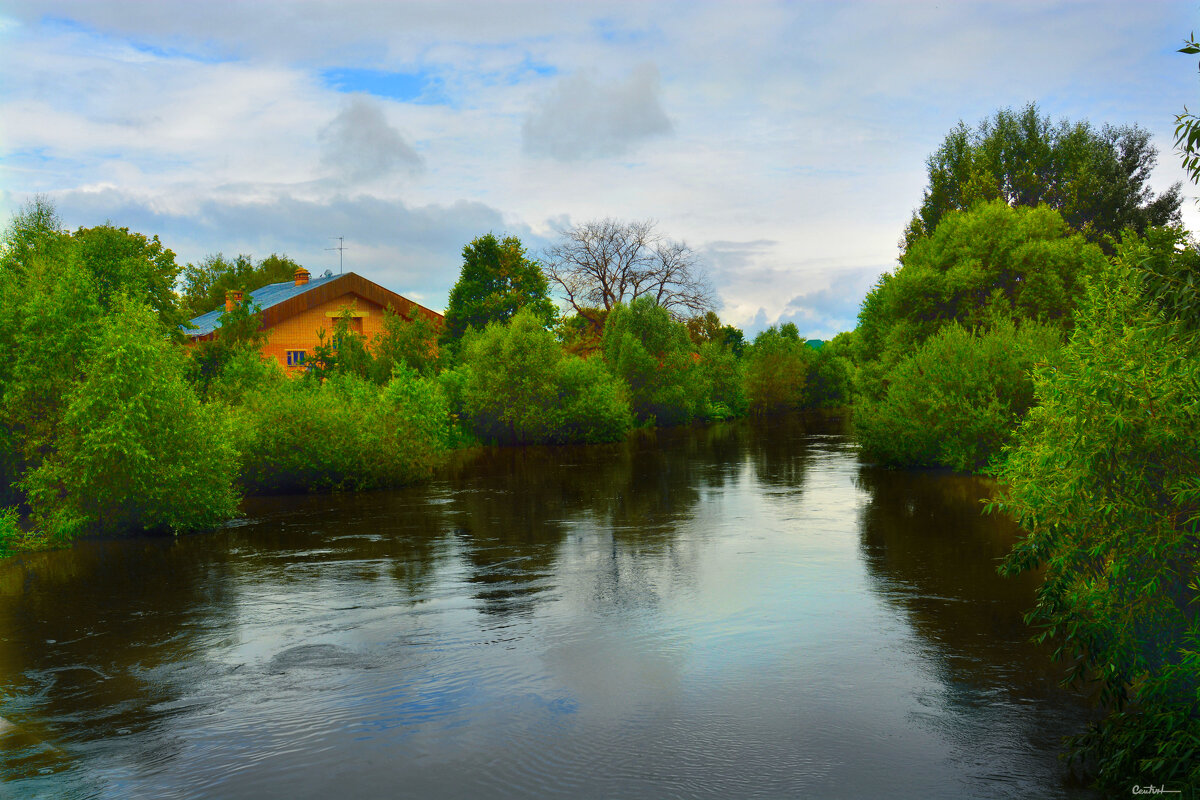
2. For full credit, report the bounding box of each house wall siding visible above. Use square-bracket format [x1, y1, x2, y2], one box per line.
[261, 292, 388, 372]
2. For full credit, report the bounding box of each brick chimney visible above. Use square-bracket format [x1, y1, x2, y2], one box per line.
[294, 267, 310, 286]
[225, 289, 244, 312]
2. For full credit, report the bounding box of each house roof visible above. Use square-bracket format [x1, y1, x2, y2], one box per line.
[183, 271, 443, 338]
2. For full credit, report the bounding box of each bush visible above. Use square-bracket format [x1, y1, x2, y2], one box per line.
[602, 297, 704, 427]
[236, 370, 450, 493]
[995, 239, 1200, 791]
[742, 324, 814, 415]
[459, 308, 632, 444]
[0, 506, 22, 557]
[854, 319, 1061, 472]
[22, 298, 238, 537]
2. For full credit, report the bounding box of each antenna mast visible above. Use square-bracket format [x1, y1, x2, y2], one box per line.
[326, 236, 347, 274]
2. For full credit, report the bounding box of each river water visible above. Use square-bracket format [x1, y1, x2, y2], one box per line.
[1, 413, 1097, 799]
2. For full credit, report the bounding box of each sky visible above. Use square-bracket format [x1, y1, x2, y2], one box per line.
[2, 0, 1198, 337]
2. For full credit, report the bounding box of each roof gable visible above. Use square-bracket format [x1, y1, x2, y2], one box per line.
[184, 272, 442, 337]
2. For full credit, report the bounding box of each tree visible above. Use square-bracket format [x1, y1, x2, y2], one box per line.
[857, 200, 1105, 398]
[544, 218, 715, 332]
[994, 234, 1200, 790]
[72, 223, 184, 330]
[442, 233, 557, 349]
[21, 298, 238, 539]
[910, 103, 1182, 251]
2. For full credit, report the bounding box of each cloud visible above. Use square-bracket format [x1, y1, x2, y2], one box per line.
[318, 97, 423, 183]
[775, 266, 885, 338]
[47, 187, 509, 309]
[522, 63, 672, 160]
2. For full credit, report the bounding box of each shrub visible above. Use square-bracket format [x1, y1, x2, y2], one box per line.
[854, 319, 1061, 472]
[236, 370, 450, 493]
[459, 309, 632, 444]
[22, 298, 238, 537]
[602, 297, 704, 427]
[995, 239, 1200, 791]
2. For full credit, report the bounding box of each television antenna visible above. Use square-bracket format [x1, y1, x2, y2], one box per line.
[326, 236, 347, 274]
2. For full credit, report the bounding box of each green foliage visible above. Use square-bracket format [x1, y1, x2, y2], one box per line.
[236, 370, 450, 493]
[442, 233, 557, 349]
[21, 298, 238, 538]
[602, 297, 705, 427]
[0, 506, 23, 557]
[855, 320, 1061, 472]
[697, 340, 747, 419]
[912, 103, 1181, 250]
[179, 252, 303, 317]
[858, 201, 1105, 398]
[995, 248, 1200, 791]
[72, 224, 183, 330]
[187, 299, 268, 397]
[806, 344, 855, 409]
[742, 325, 815, 415]
[459, 308, 632, 444]
[369, 304, 441, 382]
[1175, 32, 1200, 187]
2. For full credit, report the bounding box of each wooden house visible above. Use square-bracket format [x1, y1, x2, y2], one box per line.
[184, 268, 443, 372]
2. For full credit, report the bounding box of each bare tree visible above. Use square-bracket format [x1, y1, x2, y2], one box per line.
[543, 218, 715, 330]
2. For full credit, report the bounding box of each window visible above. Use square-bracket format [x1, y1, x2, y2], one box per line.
[286, 350, 306, 367]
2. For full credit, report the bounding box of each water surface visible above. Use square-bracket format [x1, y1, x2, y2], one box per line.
[1, 414, 1097, 798]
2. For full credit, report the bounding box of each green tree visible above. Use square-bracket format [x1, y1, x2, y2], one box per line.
[602, 296, 705, 427]
[442, 233, 557, 350]
[369, 304, 441, 382]
[858, 200, 1105, 398]
[456, 308, 631, 445]
[912, 103, 1181, 250]
[1175, 32, 1200, 187]
[72, 224, 184, 330]
[995, 235, 1200, 790]
[741, 324, 815, 415]
[855, 319, 1060, 472]
[22, 298, 238, 539]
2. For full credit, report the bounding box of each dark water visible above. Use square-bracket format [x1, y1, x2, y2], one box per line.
[1, 414, 1098, 799]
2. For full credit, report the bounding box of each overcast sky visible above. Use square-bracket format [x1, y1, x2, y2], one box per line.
[2, 1, 1198, 336]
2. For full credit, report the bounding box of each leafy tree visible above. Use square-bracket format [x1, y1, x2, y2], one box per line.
[179, 252, 304, 317]
[602, 296, 705, 427]
[994, 237, 1200, 790]
[855, 319, 1060, 472]
[442, 233, 557, 350]
[72, 223, 184, 330]
[741, 324, 815, 415]
[370, 304, 441, 382]
[21, 298, 238, 539]
[188, 298, 268, 396]
[911, 103, 1181, 251]
[458, 308, 631, 445]
[806, 336, 855, 409]
[545, 218, 715, 333]
[858, 200, 1105, 398]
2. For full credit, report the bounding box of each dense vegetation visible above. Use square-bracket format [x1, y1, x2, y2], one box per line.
[0, 203, 849, 559]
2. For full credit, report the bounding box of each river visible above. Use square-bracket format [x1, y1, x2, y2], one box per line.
[0, 413, 1097, 798]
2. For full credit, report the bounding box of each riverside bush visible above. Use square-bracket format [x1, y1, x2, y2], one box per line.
[854, 319, 1061, 472]
[236, 369, 450, 493]
[22, 299, 238, 538]
[459, 308, 632, 444]
[742, 324, 814, 415]
[995, 239, 1200, 791]
[602, 297, 704, 427]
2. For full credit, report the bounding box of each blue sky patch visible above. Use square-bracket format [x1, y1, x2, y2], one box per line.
[322, 67, 449, 105]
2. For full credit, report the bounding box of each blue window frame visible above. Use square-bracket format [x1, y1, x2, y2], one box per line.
[286, 350, 306, 366]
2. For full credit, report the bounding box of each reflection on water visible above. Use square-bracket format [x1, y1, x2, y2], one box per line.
[1, 413, 1096, 799]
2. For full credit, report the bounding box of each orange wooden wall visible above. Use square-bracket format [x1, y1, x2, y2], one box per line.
[261, 291, 388, 373]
